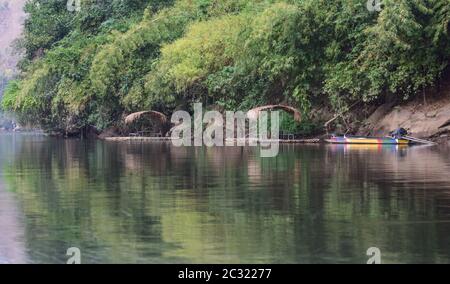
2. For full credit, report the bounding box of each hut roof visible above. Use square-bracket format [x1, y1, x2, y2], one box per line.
[125, 111, 168, 125]
[247, 105, 302, 123]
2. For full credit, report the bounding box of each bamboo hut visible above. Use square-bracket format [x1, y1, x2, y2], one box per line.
[247, 105, 302, 123]
[124, 111, 170, 137]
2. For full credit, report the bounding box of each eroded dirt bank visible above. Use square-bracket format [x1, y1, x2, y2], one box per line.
[357, 74, 450, 144]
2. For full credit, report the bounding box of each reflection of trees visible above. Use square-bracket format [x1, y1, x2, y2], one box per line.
[0, 137, 27, 263]
[314, 145, 450, 263]
[2, 136, 168, 263]
[2, 135, 450, 263]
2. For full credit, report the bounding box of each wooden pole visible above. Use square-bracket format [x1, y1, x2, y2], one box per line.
[324, 101, 360, 131]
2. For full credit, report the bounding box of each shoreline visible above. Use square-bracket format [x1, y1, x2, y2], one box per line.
[101, 136, 450, 146]
[2, 131, 448, 146]
[102, 137, 322, 144]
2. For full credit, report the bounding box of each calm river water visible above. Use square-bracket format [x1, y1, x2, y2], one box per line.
[1, 133, 450, 264]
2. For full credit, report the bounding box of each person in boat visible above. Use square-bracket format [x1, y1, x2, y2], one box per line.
[390, 128, 408, 139]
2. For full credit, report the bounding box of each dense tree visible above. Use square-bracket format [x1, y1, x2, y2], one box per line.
[2, 0, 449, 135]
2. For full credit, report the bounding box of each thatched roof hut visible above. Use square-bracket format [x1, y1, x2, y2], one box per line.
[124, 111, 170, 136]
[247, 105, 302, 123]
[124, 111, 168, 125]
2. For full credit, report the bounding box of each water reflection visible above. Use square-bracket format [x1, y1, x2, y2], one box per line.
[0, 186, 27, 264]
[1, 134, 450, 263]
[0, 134, 27, 264]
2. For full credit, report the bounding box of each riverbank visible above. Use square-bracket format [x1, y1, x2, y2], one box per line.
[101, 73, 450, 145]
[8, 74, 450, 146]
[99, 95, 450, 145]
[356, 75, 450, 144]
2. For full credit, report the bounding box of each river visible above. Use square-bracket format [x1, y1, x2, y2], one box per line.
[1, 133, 450, 263]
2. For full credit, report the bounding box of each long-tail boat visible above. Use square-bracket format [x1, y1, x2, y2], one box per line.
[325, 135, 411, 145]
[324, 128, 437, 145]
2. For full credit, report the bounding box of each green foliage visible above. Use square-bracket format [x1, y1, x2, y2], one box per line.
[142, 13, 250, 107]
[326, 0, 450, 104]
[3, 0, 450, 134]
[89, 0, 201, 104]
[279, 111, 321, 136]
[4, 0, 175, 132]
